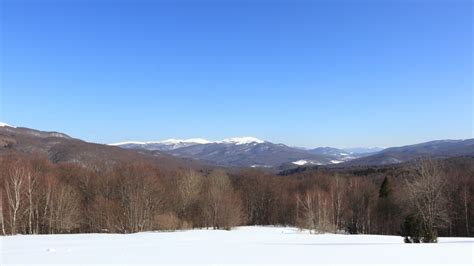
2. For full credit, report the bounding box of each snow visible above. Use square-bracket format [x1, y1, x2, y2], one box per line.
[109, 137, 264, 146]
[219, 137, 265, 145]
[293, 160, 309, 165]
[0, 122, 15, 128]
[250, 165, 272, 168]
[292, 160, 323, 166]
[330, 160, 344, 164]
[1, 227, 472, 265]
[108, 141, 147, 146]
[177, 138, 211, 144]
[109, 138, 211, 146]
[152, 138, 211, 145]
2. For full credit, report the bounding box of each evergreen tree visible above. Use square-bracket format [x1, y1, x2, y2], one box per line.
[379, 177, 391, 198]
[376, 176, 401, 235]
[401, 214, 423, 243]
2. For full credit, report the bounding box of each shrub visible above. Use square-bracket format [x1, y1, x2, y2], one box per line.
[155, 213, 182, 231]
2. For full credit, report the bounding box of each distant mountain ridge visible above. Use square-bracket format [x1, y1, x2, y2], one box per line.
[2, 122, 472, 169]
[0, 123, 206, 171]
[112, 136, 474, 168]
[341, 139, 474, 166]
[111, 137, 381, 167]
[109, 137, 265, 151]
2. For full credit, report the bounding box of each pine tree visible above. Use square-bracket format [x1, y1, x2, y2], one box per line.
[401, 214, 423, 243]
[379, 177, 391, 198]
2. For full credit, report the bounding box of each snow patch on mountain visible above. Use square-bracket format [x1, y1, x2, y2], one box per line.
[109, 138, 211, 146]
[219, 137, 264, 145]
[109, 141, 147, 146]
[292, 160, 309, 166]
[292, 160, 324, 166]
[0, 122, 15, 128]
[110, 137, 263, 146]
[153, 138, 211, 145]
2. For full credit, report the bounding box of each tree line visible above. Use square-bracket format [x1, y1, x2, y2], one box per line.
[0, 152, 472, 242]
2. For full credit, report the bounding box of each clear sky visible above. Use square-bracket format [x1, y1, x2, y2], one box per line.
[0, 0, 472, 148]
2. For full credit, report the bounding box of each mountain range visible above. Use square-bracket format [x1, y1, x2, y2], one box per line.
[0, 123, 206, 171]
[109, 137, 381, 168]
[1, 123, 473, 169]
[110, 136, 474, 168]
[343, 139, 474, 166]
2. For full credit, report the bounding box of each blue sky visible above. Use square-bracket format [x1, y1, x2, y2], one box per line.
[0, 0, 472, 148]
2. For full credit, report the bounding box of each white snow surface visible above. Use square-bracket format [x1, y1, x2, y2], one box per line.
[1, 226, 473, 265]
[108, 141, 147, 146]
[157, 138, 211, 145]
[110, 137, 264, 146]
[218, 136, 265, 145]
[0, 122, 15, 128]
[292, 160, 324, 166]
[293, 160, 309, 165]
[109, 138, 211, 146]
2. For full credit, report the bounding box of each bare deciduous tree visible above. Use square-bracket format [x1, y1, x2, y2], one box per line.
[5, 163, 26, 235]
[297, 189, 333, 233]
[202, 170, 243, 229]
[463, 186, 470, 236]
[177, 170, 203, 215]
[50, 184, 81, 233]
[0, 188, 6, 235]
[115, 163, 164, 233]
[330, 175, 345, 232]
[26, 169, 37, 234]
[406, 158, 449, 242]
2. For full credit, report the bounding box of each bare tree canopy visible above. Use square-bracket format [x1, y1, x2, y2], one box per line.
[405, 158, 449, 242]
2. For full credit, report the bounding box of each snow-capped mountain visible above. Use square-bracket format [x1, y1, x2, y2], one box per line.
[116, 137, 465, 168]
[218, 137, 264, 145]
[109, 137, 265, 151]
[111, 137, 357, 168]
[110, 138, 212, 151]
[4, 124, 472, 169]
[169, 141, 337, 167]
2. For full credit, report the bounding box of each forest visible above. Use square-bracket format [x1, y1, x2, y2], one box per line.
[0, 152, 472, 242]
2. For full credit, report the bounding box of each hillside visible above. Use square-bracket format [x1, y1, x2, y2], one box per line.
[0, 124, 206, 171]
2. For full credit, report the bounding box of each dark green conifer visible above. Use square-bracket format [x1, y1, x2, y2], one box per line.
[379, 176, 391, 198]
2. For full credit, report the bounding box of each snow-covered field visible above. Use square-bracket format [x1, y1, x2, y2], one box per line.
[1, 226, 473, 265]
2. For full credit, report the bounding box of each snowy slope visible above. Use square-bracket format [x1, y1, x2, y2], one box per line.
[219, 137, 264, 145]
[109, 138, 212, 151]
[1, 226, 473, 265]
[0, 122, 15, 128]
[109, 137, 261, 148]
